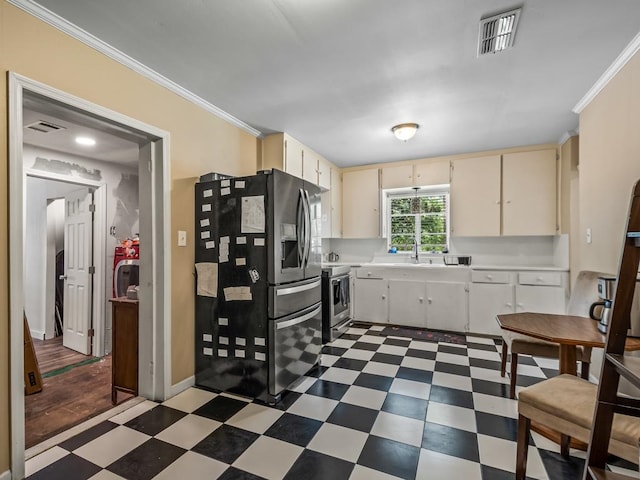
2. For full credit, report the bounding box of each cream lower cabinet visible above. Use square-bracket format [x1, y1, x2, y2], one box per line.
[426, 282, 468, 332]
[388, 280, 426, 328]
[353, 277, 388, 323]
[469, 283, 515, 336]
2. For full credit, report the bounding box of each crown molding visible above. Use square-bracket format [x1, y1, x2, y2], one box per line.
[573, 30, 640, 114]
[7, 0, 263, 138]
[557, 130, 578, 145]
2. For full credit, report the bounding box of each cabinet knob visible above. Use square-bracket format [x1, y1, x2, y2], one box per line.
[537, 277, 544, 282]
[495, 200, 500, 204]
[486, 275, 493, 280]
[517, 302, 523, 307]
[506, 303, 512, 308]
[506, 200, 512, 204]
[419, 297, 424, 303]
[428, 298, 432, 304]
[367, 272, 371, 276]
[382, 295, 386, 300]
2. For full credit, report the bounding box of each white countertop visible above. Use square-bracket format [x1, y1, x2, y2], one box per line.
[322, 261, 568, 272]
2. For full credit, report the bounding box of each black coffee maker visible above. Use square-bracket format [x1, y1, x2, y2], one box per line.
[589, 276, 616, 333]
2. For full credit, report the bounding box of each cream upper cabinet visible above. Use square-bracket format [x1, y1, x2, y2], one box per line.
[302, 148, 318, 184]
[342, 168, 379, 238]
[285, 137, 304, 179]
[414, 160, 450, 186]
[450, 155, 502, 236]
[502, 149, 557, 236]
[381, 164, 413, 189]
[330, 167, 342, 237]
[262, 133, 303, 179]
[318, 157, 332, 190]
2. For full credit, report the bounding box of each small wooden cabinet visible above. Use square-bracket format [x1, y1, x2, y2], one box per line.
[110, 297, 138, 405]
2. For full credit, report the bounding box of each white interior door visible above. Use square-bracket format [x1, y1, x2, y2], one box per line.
[62, 187, 93, 355]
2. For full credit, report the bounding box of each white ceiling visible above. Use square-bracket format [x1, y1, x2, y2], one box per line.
[29, 0, 640, 167]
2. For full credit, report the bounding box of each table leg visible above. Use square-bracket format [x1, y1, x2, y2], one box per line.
[558, 345, 577, 375]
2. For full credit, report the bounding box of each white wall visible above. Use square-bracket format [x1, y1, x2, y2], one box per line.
[44, 199, 64, 339]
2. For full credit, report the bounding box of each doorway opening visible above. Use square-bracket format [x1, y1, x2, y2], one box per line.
[9, 73, 172, 479]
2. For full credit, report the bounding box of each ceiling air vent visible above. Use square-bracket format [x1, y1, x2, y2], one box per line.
[478, 8, 521, 56]
[25, 120, 66, 133]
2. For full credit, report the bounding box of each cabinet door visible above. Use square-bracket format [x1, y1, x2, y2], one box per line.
[469, 283, 515, 335]
[302, 149, 319, 184]
[388, 280, 427, 328]
[354, 278, 388, 323]
[284, 137, 304, 179]
[414, 161, 450, 187]
[320, 190, 332, 238]
[381, 164, 413, 189]
[342, 168, 379, 238]
[426, 282, 468, 332]
[515, 285, 566, 314]
[502, 149, 556, 235]
[331, 168, 342, 237]
[317, 157, 332, 190]
[450, 155, 501, 236]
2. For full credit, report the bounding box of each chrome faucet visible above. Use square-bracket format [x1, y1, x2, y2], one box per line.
[412, 239, 420, 264]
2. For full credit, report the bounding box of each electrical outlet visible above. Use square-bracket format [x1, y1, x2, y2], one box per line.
[178, 230, 187, 247]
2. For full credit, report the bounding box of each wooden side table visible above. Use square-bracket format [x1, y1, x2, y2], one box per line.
[109, 297, 139, 405]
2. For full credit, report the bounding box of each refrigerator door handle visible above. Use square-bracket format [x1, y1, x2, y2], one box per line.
[297, 189, 305, 266]
[275, 305, 322, 330]
[276, 278, 321, 296]
[303, 189, 312, 267]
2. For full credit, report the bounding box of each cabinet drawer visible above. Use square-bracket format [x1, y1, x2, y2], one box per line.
[471, 270, 511, 284]
[356, 268, 385, 279]
[518, 271, 562, 286]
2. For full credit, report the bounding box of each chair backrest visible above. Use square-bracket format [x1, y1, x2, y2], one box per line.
[567, 270, 614, 317]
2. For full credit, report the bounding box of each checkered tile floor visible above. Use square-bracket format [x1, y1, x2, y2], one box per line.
[26, 324, 639, 480]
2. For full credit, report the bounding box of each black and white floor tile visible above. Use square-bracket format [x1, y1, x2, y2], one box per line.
[26, 324, 639, 480]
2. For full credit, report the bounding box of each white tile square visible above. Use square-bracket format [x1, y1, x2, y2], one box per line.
[320, 354, 341, 367]
[226, 403, 284, 434]
[431, 371, 473, 392]
[389, 378, 430, 400]
[320, 367, 360, 384]
[161, 388, 217, 413]
[155, 414, 221, 449]
[288, 375, 317, 393]
[515, 363, 547, 378]
[477, 434, 549, 480]
[152, 451, 227, 480]
[416, 449, 482, 480]
[472, 392, 518, 419]
[435, 351, 470, 366]
[371, 411, 424, 447]
[376, 344, 408, 356]
[308, 423, 368, 462]
[233, 436, 303, 479]
[425, 402, 477, 433]
[341, 385, 388, 410]
[347, 327, 369, 335]
[329, 338, 356, 349]
[358, 334, 386, 344]
[89, 471, 127, 480]
[469, 366, 509, 384]
[287, 394, 338, 421]
[368, 325, 386, 332]
[465, 336, 498, 346]
[350, 464, 404, 479]
[362, 361, 399, 378]
[533, 356, 561, 369]
[342, 348, 376, 361]
[74, 426, 150, 468]
[400, 356, 436, 371]
[108, 400, 157, 424]
[25, 446, 68, 477]
[466, 348, 502, 362]
[408, 340, 438, 352]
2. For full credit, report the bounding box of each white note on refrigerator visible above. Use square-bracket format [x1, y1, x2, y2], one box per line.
[241, 196, 265, 233]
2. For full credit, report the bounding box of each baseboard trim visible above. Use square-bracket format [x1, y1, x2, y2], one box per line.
[168, 375, 195, 398]
[29, 329, 45, 340]
[0, 469, 11, 480]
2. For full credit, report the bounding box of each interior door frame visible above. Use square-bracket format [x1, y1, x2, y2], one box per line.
[26, 170, 107, 357]
[8, 72, 172, 479]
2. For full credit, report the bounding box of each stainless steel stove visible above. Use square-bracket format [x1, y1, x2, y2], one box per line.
[321, 264, 352, 342]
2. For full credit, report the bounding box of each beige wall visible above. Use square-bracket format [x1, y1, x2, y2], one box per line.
[0, 2, 260, 472]
[578, 50, 640, 275]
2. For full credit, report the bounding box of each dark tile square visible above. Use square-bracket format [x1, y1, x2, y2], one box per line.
[422, 422, 479, 462]
[469, 357, 503, 371]
[384, 338, 411, 347]
[381, 393, 428, 421]
[306, 380, 350, 400]
[305, 364, 330, 378]
[28, 453, 101, 480]
[264, 412, 323, 447]
[272, 391, 302, 411]
[542, 368, 559, 379]
[193, 395, 250, 422]
[340, 333, 362, 341]
[332, 357, 368, 371]
[217, 466, 266, 480]
[471, 378, 510, 398]
[322, 346, 348, 356]
[480, 464, 537, 480]
[405, 348, 436, 360]
[352, 341, 380, 351]
[124, 405, 187, 436]
[59, 421, 118, 451]
[437, 344, 467, 355]
[428, 385, 474, 409]
[284, 449, 354, 480]
[475, 411, 518, 441]
[537, 450, 585, 480]
[107, 438, 186, 480]
[192, 424, 259, 464]
[396, 367, 433, 384]
[516, 374, 547, 389]
[370, 352, 403, 365]
[434, 361, 471, 377]
[516, 355, 538, 366]
[354, 373, 393, 392]
[358, 435, 420, 480]
[326, 403, 379, 433]
[466, 341, 500, 352]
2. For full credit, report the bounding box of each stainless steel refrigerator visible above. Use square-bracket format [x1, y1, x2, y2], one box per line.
[194, 169, 322, 403]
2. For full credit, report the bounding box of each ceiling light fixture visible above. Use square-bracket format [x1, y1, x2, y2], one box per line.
[391, 123, 419, 142]
[75, 136, 96, 146]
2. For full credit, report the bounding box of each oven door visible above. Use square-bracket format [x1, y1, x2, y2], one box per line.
[331, 274, 350, 321]
[269, 302, 322, 396]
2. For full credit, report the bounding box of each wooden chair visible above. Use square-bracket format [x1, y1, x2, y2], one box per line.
[500, 270, 609, 399]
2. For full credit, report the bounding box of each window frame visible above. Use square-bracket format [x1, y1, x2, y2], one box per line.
[382, 185, 450, 254]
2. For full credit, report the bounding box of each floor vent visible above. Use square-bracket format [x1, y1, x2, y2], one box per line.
[478, 8, 521, 56]
[25, 120, 66, 133]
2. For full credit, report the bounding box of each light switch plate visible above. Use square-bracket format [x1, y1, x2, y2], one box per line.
[178, 230, 187, 246]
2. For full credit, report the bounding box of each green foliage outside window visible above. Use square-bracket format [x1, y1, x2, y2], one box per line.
[388, 192, 448, 252]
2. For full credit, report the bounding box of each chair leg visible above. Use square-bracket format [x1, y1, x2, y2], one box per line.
[500, 341, 508, 377]
[560, 434, 571, 457]
[516, 414, 531, 480]
[510, 352, 518, 399]
[581, 362, 590, 380]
